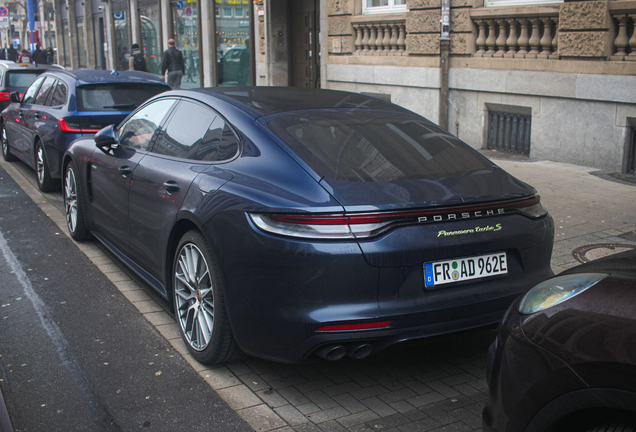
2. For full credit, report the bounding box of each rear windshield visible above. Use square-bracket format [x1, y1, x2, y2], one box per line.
[7, 71, 43, 88]
[267, 110, 493, 182]
[77, 84, 168, 112]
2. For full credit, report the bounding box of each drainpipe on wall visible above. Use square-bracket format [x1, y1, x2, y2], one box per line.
[438, 0, 450, 131]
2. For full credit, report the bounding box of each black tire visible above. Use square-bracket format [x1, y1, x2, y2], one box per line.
[35, 141, 57, 192]
[64, 161, 90, 241]
[1, 122, 16, 162]
[173, 230, 244, 364]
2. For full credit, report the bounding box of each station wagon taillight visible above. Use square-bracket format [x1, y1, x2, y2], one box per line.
[58, 118, 101, 134]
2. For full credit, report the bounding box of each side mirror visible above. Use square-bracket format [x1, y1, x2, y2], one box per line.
[94, 125, 119, 153]
[10, 92, 20, 103]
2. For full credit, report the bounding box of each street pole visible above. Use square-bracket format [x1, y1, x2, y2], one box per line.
[26, 0, 37, 50]
[438, 0, 451, 131]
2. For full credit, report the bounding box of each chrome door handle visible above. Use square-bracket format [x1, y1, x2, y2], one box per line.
[119, 166, 132, 176]
[163, 181, 179, 194]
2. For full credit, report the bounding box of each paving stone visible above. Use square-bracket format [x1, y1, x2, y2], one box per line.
[294, 379, 336, 394]
[400, 379, 433, 395]
[372, 374, 408, 392]
[269, 375, 310, 390]
[297, 403, 322, 416]
[446, 408, 482, 429]
[238, 404, 287, 432]
[366, 413, 411, 430]
[332, 393, 367, 414]
[279, 387, 312, 406]
[225, 361, 253, 376]
[396, 416, 442, 432]
[275, 405, 311, 426]
[441, 373, 476, 387]
[256, 389, 290, 408]
[349, 384, 390, 400]
[360, 396, 398, 417]
[435, 395, 476, 411]
[306, 407, 350, 423]
[345, 370, 379, 388]
[201, 366, 242, 390]
[217, 384, 262, 410]
[426, 381, 461, 398]
[428, 421, 473, 432]
[389, 401, 427, 421]
[321, 381, 364, 397]
[463, 401, 486, 417]
[407, 391, 446, 408]
[452, 383, 486, 400]
[240, 372, 273, 391]
[261, 371, 284, 382]
[336, 409, 380, 428]
[419, 405, 460, 425]
[317, 420, 348, 432]
[414, 369, 450, 382]
[292, 424, 323, 432]
[378, 388, 419, 405]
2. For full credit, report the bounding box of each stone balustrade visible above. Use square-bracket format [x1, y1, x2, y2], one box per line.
[471, 8, 559, 59]
[611, 12, 636, 61]
[351, 17, 407, 56]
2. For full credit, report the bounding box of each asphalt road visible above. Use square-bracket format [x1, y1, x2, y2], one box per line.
[0, 164, 252, 432]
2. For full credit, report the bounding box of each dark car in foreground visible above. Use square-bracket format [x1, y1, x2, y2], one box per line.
[483, 249, 636, 432]
[0, 60, 63, 112]
[62, 87, 554, 364]
[1, 69, 170, 191]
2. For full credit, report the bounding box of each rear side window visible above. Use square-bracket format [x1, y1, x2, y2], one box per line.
[153, 100, 239, 162]
[7, 71, 43, 88]
[267, 111, 493, 182]
[76, 84, 168, 111]
[49, 82, 67, 106]
[34, 77, 56, 105]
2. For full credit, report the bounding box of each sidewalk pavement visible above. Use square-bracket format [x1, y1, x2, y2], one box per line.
[1, 155, 635, 432]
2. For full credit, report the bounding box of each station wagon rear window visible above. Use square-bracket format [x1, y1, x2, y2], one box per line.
[267, 111, 493, 182]
[76, 84, 168, 112]
[7, 71, 43, 88]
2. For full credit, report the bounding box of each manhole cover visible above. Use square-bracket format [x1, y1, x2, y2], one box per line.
[572, 243, 636, 263]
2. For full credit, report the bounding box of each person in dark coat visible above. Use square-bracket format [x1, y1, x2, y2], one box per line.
[46, 47, 54, 64]
[7, 45, 18, 62]
[160, 39, 184, 89]
[32, 45, 47, 64]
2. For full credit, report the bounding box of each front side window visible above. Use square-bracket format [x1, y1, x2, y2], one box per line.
[363, 0, 407, 14]
[118, 99, 176, 151]
[22, 76, 46, 104]
[34, 77, 56, 105]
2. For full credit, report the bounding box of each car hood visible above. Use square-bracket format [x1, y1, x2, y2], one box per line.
[318, 165, 534, 212]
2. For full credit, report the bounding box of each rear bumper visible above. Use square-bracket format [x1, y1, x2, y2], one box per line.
[206, 211, 554, 363]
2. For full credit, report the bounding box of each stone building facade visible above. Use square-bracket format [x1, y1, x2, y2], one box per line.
[256, 0, 636, 173]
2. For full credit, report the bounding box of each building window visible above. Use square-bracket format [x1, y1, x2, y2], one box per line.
[173, 2, 201, 88]
[114, 10, 131, 71]
[223, 7, 233, 18]
[216, 1, 251, 86]
[628, 128, 636, 174]
[235, 7, 244, 18]
[363, 0, 407, 15]
[487, 111, 532, 156]
[139, 4, 162, 76]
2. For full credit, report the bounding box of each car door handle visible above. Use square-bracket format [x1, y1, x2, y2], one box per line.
[163, 181, 179, 194]
[34, 113, 41, 119]
[119, 166, 132, 176]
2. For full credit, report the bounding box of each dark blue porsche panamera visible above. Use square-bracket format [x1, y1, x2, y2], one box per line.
[62, 87, 554, 364]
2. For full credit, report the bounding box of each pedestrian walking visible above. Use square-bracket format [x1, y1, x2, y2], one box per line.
[18, 49, 32, 64]
[161, 38, 184, 89]
[129, 43, 148, 72]
[32, 44, 47, 64]
[7, 45, 18, 62]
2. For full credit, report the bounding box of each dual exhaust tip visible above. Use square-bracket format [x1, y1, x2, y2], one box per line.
[314, 342, 374, 361]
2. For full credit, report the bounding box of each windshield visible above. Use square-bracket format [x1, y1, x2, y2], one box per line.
[267, 110, 493, 182]
[7, 71, 43, 88]
[76, 84, 168, 112]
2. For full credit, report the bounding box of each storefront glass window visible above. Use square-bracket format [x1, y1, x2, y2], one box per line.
[139, 4, 161, 76]
[76, 17, 87, 67]
[113, 10, 131, 70]
[216, 0, 251, 86]
[172, 1, 200, 88]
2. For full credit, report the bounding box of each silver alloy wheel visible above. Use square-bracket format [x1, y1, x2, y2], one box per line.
[65, 167, 78, 233]
[37, 146, 45, 185]
[174, 243, 214, 351]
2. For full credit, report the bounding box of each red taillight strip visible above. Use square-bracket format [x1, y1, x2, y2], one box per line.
[0, 92, 11, 101]
[316, 321, 391, 332]
[267, 195, 541, 226]
[58, 118, 101, 134]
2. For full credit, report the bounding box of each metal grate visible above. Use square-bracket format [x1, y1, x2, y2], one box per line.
[487, 111, 531, 156]
[628, 127, 636, 174]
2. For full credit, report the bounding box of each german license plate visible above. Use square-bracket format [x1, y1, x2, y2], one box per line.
[424, 252, 507, 287]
